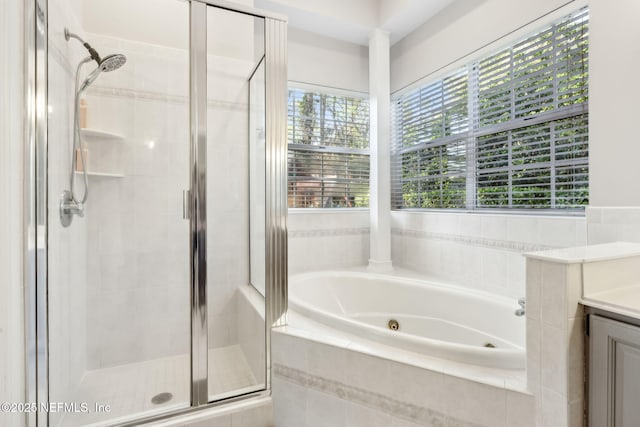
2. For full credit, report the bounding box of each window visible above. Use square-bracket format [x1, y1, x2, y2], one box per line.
[392, 8, 588, 211]
[288, 86, 370, 208]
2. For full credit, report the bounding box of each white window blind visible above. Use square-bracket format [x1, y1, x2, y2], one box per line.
[392, 7, 588, 211]
[288, 87, 370, 208]
[392, 68, 469, 208]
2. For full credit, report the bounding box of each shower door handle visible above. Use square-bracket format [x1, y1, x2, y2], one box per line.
[183, 190, 191, 220]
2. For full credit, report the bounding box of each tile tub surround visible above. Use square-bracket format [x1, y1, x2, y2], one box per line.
[271, 311, 533, 427]
[587, 207, 640, 244]
[237, 285, 267, 386]
[391, 211, 587, 300]
[288, 210, 370, 274]
[524, 258, 583, 427]
[277, 241, 640, 427]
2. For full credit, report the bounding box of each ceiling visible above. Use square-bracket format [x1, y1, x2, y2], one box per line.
[254, 0, 455, 45]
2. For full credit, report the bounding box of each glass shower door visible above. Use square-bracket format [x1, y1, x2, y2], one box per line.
[41, 1, 283, 425]
[47, 0, 192, 425]
[205, 5, 267, 402]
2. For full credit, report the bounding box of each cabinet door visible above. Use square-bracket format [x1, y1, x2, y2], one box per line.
[590, 314, 640, 427]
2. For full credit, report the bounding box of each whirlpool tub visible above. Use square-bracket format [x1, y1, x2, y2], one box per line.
[288, 271, 526, 369]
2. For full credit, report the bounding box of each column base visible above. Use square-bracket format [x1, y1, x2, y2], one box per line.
[367, 259, 394, 273]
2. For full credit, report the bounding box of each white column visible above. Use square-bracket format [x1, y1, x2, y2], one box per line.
[368, 29, 393, 272]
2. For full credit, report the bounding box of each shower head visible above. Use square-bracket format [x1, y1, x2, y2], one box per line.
[78, 53, 127, 93]
[79, 56, 126, 92]
[99, 54, 127, 72]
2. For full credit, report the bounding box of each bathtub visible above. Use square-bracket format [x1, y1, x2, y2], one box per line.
[288, 271, 526, 369]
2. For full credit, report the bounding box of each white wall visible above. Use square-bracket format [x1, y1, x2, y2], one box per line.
[390, 0, 573, 93]
[288, 27, 369, 93]
[0, 2, 25, 426]
[588, 0, 640, 207]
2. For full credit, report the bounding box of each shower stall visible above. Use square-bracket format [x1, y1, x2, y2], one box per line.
[25, 0, 287, 425]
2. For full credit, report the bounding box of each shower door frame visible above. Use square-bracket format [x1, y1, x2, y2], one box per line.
[24, 0, 288, 425]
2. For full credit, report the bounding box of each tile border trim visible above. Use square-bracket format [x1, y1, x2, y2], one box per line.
[288, 227, 370, 238]
[391, 228, 556, 253]
[273, 363, 484, 427]
[86, 86, 249, 111]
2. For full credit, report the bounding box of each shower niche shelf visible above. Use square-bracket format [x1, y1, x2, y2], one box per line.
[77, 128, 126, 177]
[80, 128, 125, 142]
[74, 171, 124, 178]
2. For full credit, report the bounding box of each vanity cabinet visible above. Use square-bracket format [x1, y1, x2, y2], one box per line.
[589, 314, 640, 427]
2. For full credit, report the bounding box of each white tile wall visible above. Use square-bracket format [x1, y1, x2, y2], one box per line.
[81, 30, 261, 368]
[392, 211, 587, 299]
[83, 33, 191, 369]
[47, 1, 90, 421]
[236, 286, 266, 386]
[587, 206, 640, 244]
[288, 210, 370, 273]
[524, 258, 584, 427]
[271, 328, 532, 427]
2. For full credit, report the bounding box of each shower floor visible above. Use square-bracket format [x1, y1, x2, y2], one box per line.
[57, 345, 262, 427]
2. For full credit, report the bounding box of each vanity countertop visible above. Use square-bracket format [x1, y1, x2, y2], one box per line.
[581, 284, 640, 320]
[526, 241, 640, 264]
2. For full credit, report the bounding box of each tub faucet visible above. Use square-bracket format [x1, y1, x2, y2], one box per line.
[515, 297, 525, 316]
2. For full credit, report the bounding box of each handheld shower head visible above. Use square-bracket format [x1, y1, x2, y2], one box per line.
[65, 28, 127, 91]
[79, 54, 127, 92]
[61, 29, 128, 227]
[99, 54, 127, 72]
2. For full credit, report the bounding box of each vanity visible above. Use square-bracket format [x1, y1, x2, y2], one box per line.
[524, 242, 640, 427]
[579, 245, 640, 427]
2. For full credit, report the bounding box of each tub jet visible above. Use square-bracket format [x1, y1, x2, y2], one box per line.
[151, 392, 173, 405]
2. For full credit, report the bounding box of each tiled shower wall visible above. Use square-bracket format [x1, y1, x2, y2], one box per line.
[84, 33, 191, 369]
[47, 0, 89, 411]
[84, 29, 257, 368]
[391, 211, 587, 299]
